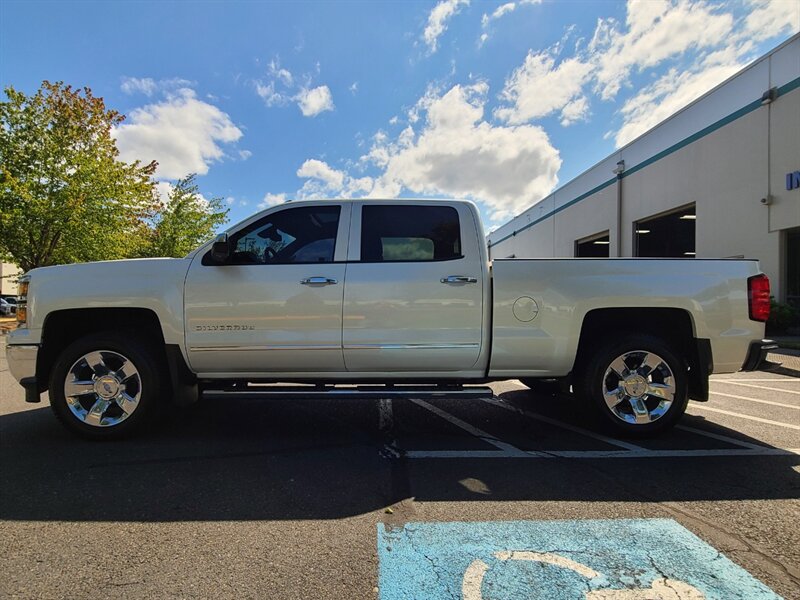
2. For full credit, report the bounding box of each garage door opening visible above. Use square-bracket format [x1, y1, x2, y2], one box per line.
[786, 228, 800, 309]
[635, 205, 696, 258]
[575, 232, 610, 257]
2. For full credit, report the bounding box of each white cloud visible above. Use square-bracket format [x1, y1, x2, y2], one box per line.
[259, 192, 288, 209]
[225, 196, 235, 206]
[744, 0, 800, 42]
[363, 82, 561, 220]
[296, 85, 335, 117]
[238, 149, 253, 160]
[349, 82, 359, 95]
[559, 95, 590, 126]
[269, 59, 294, 86]
[120, 77, 193, 97]
[294, 160, 375, 200]
[296, 159, 345, 189]
[254, 60, 335, 117]
[490, 2, 517, 21]
[114, 88, 243, 179]
[277, 0, 797, 223]
[256, 81, 289, 107]
[495, 51, 593, 124]
[423, 0, 469, 54]
[479, 0, 542, 45]
[614, 54, 743, 146]
[121, 77, 157, 96]
[154, 181, 174, 206]
[590, 0, 734, 100]
[154, 181, 212, 211]
[492, 0, 797, 144]
[346, 176, 374, 196]
[611, 0, 798, 146]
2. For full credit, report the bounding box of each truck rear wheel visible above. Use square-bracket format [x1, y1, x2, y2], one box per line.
[48, 332, 164, 439]
[577, 334, 688, 436]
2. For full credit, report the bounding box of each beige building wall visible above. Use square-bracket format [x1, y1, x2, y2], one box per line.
[0, 263, 21, 296]
[554, 182, 618, 257]
[769, 85, 800, 233]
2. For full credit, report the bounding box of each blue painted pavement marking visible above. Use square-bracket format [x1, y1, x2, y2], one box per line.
[378, 518, 781, 599]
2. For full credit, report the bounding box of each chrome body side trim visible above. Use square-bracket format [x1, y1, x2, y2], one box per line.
[343, 343, 480, 350]
[189, 343, 481, 352]
[189, 344, 341, 352]
[203, 385, 494, 400]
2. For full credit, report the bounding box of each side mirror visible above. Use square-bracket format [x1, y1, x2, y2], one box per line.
[210, 233, 230, 263]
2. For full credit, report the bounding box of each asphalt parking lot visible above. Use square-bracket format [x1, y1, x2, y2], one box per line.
[1, 336, 798, 599]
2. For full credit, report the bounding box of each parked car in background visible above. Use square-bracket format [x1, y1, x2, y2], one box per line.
[0, 297, 16, 316]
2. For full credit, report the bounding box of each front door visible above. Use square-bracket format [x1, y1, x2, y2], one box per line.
[343, 203, 484, 372]
[184, 203, 349, 374]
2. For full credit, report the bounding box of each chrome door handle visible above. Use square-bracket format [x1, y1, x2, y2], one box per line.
[300, 276, 338, 285]
[440, 275, 478, 284]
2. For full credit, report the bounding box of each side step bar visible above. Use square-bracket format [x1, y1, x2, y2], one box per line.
[202, 384, 495, 400]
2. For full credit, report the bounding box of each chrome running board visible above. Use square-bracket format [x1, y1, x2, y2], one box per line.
[202, 384, 494, 400]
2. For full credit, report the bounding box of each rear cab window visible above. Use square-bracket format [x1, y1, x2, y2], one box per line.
[360, 205, 462, 262]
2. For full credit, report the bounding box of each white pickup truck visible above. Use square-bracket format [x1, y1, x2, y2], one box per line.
[7, 199, 774, 439]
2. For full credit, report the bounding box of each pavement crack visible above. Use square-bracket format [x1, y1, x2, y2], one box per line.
[576, 458, 800, 591]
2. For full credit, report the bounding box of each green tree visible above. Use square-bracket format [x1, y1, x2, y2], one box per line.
[143, 174, 229, 258]
[0, 81, 159, 272]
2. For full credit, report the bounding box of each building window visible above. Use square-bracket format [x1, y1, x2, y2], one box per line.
[787, 228, 800, 309]
[575, 232, 610, 257]
[635, 204, 696, 258]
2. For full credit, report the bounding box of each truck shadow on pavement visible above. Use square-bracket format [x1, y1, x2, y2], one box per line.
[1, 391, 798, 522]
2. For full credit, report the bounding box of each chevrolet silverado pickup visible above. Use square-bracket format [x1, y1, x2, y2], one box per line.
[6, 199, 774, 439]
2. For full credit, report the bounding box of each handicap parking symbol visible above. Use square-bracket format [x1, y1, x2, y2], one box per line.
[378, 519, 781, 599]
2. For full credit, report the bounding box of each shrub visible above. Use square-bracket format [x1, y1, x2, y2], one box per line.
[766, 297, 799, 335]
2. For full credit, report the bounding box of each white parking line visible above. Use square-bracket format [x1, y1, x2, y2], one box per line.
[409, 398, 535, 457]
[709, 391, 799, 410]
[675, 424, 766, 450]
[404, 448, 800, 459]
[711, 378, 798, 382]
[481, 397, 646, 451]
[714, 381, 800, 395]
[689, 405, 800, 430]
[399, 396, 800, 460]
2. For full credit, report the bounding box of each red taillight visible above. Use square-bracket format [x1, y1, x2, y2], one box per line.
[747, 274, 770, 322]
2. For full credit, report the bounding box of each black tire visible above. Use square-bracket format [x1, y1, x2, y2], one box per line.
[519, 378, 563, 396]
[577, 334, 688, 437]
[49, 331, 166, 440]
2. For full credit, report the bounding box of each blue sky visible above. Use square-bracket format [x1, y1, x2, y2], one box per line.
[1, 0, 798, 230]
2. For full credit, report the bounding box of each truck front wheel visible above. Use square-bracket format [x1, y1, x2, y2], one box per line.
[48, 332, 164, 439]
[578, 334, 688, 436]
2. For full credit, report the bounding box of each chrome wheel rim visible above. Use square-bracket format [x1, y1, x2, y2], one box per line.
[602, 350, 675, 425]
[64, 350, 142, 427]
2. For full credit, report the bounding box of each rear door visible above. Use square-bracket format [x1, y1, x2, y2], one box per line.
[342, 203, 484, 372]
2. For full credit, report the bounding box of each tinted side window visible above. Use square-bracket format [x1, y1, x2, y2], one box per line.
[361, 205, 461, 262]
[226, 206, 340, 265]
